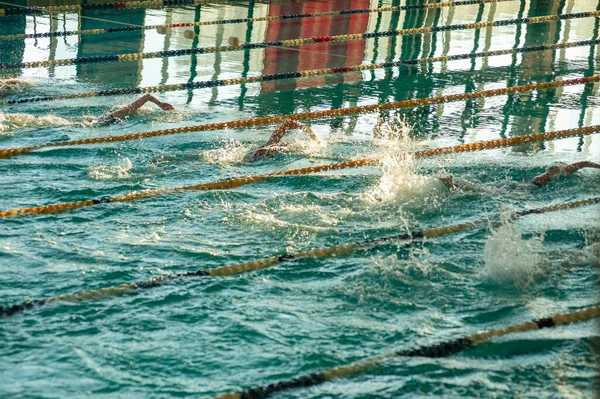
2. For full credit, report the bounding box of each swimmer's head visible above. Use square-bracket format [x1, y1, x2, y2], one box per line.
[438, 175, 458, 190]
[243, 148, 272, 163]
[81, 115, 100, 126]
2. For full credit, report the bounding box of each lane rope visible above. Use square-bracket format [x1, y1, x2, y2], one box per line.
[3, 39, 598, 106]
[210, 304, 600, 399]
[1, 10, 598, 70]
[0, 0, 246, 16]
[1, 196, 597, 317]
[0, 76, 597, 160]
[0, 0, 517, 40]
[0, 125, 598, 219]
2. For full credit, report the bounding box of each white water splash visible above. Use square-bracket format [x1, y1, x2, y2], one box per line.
[560, 241, 600, 270]
[235, 203, 338, 234]
[0, 112, 72, 134]
[0, 79, 34, 97]
[373, 242, 434, 278]
[79, 115, 102, 127]
[361, 115, 454, 206]
[483, 220, 546, 288]
[362, 154, 450, 205]
[78, 104, 187, 127]
[200, 138, 251, 164]
[279, 134, 327, 158]
[88, 158, 133, 180]
[131, 105, 187, 124]
[373, 113, 414, 147]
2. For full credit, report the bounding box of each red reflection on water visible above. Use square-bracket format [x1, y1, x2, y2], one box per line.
[262, 0, 370, 92]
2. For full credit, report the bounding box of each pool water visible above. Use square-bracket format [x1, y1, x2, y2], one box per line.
[1, 0, 599, 397]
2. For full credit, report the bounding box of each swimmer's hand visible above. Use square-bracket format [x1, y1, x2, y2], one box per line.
[158, 102, 175, 111]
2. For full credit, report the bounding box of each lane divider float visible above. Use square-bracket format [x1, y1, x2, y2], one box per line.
[1, 196, 597, 317]
[0, 125, 597, 218]
[1, 76, 598, 160]
[0, 0, 245, 16]
[0, 0, 517, 40]
[3, 39, 598, 106]
[1, 10, 598, 70]
[209, 304, 600, 399]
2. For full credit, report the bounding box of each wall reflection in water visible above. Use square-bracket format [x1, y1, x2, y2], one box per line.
[0, 0, 598, 147]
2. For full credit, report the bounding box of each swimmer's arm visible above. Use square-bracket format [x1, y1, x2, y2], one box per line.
[246, 121, 318, 163]
[532, 161, 600, 187]
[103, 94, 174, 121]
[265, 120, 319, 147]
[560, 161, 600, 175]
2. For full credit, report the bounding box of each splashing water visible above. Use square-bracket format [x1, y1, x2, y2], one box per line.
[88, 158, 133, 180]
[0, 79, 34, 97]
[79, 115, 102, 127]
[372, 113, 415, 151]
[0, 112, 72, 134]
[128, 105, 188, 124]
[483, 220, 546, 288]
[362, 115, 453, 206]
[79, 105, 187, 127]
[233, 194, 342, 234]
[279, 134, 327, 158]
[200, 138, 251, 165]
[559, 241, 600, 270]
[362, 154, 449, 205]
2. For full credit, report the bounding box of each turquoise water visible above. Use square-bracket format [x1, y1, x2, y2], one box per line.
[1, 0, 600, 397]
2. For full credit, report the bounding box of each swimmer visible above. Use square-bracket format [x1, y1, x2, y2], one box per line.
[438, 161, 600, 190]
[0, 94, 174, 131]
[94, 94, 174, 125]
[243, 120, 320, 163]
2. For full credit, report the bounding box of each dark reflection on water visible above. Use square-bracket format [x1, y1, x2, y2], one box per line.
[0, 14, 25, 75]
[77, 10, 146, 87]
[0, 0, 597, 142]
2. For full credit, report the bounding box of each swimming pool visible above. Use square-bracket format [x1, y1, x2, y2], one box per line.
[1, 0, 599, 397]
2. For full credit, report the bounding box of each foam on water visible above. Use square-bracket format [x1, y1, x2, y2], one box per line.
[559, 240, 600, 270]
[200, 138, 252, 164]
[79, 104, 187, 127]
[372, 243, 434, 279]
[128, 105, 188, 124]
[279, 136, 327, 158]
[88, 157, 133, 180]
[483, 218, 547, 288]
[0, 79, 34, 97]
[0, 112, 72, 134]
[233, 198, 340, 235]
